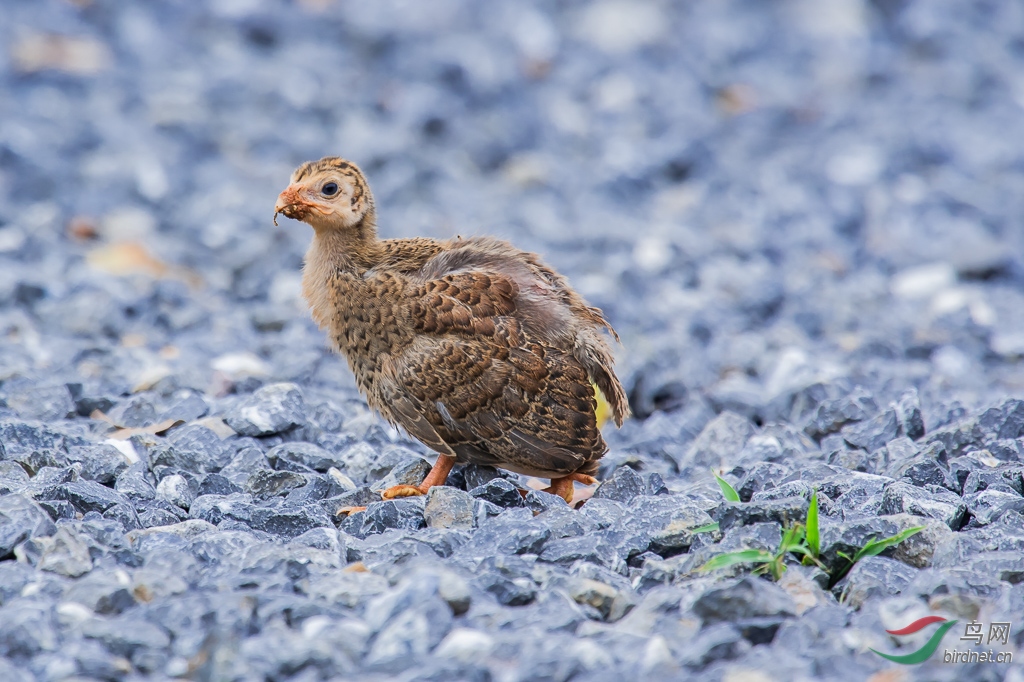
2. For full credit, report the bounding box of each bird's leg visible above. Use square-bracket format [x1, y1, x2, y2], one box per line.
[543, 476, 575, 503]
[540, 472, 599, 504]
[381, 454, 457, 499]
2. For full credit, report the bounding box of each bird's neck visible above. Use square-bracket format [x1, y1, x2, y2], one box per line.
[310, 210, 384, 272]
[303, 212, 383, 335]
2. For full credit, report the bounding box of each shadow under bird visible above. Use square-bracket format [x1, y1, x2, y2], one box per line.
[274, 157, 629, 505]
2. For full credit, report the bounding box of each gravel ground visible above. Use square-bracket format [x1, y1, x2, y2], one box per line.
[2, 0, 1024, 680]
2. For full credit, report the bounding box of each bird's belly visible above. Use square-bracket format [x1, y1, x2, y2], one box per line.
[453, 444, 585, 479]
[495, 461, 582, 479]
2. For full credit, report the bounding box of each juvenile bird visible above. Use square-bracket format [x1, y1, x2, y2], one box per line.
[274, 157, 629, 504]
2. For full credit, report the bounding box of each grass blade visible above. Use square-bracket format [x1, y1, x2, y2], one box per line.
[712, 469, 740, 502]
[830, 526, 926, 587]
[853, 526, 924, 563]
[779, 524, 805, 553]
[806, 492, 819, 557]
[700, 549, 774, 572]
[692, 522, 720, 534]
[769, 558, 788, 581]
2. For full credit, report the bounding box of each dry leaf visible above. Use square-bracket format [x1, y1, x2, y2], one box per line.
[132, 584, 154, 603]
[716, 83, 758, 116]
[67, 216, 99, 241]
[87, 242, 169, 278]
[159, 345, 180, 360]
[89, 409, 115, 425]
[132, 364, 173, 393]
[86, 241, 202, 288]
[297, 0, 337, 12]
[109, 418, 183, 440]
[208, 371, 234, 399]
[866, 670, 910, 682]
[12, 33, 111, 75]
[194, 417, 236, 439]
[121, 333, 146, 348]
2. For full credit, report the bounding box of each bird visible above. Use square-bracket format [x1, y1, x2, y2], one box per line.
[273, 156, 629, 504]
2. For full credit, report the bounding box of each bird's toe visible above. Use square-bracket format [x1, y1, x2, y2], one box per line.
[336, 505, 367, 516]
[381, 484, 428, 500]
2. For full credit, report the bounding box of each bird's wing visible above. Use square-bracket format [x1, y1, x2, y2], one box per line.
[417, 241, 631, 428]
[376, 378, 456, 457]
[406, 270, 518, 336]
[378, 270, 603, 476]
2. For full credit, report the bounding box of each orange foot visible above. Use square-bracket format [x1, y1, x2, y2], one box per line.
[536, 473, 600, 504]
[380, 454, 457, 500]
[336, 506, 367, 516]
[381, 484, 429, 499]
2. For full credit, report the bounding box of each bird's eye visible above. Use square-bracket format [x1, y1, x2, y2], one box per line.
[321, 182, 339, 197]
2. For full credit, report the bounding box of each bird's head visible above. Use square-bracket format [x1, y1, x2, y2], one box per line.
[274, 157, 375, 231]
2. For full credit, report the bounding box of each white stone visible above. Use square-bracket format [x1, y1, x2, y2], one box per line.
[327, 467, 357, 491]
[269, 271, 303, 306]
[890, 262, 956, 300]
[434, 628, 494, 663]
[826, 145, 883, 186]
[929, 287, 969, 317]
[135, 156, 169, 201]
[893, 174, 928, 204]
[211, 351, 270, 378]
[101, 205, 157, 240]
[932, 345, 973, 378]
[102, 438, 139, 464]
[56, 601, 93, 626]
[640, 635, 675, 673]
[0, 226, 27, 252]
[156, 474, 194, 510]
[632, 236, 672, 272]
[991, 331, 1024, 358]
[969, 299, 996, 327]
[576, 1, 666, 54]
[510, 8, 559, 62]
[127, 519, 216, 543]
[300, 615, 333, 639]
[594, 72, 637, 112]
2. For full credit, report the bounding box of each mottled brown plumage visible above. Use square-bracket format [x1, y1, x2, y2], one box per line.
[274, 156, 629, 503]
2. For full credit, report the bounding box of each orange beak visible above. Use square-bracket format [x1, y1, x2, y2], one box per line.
[273, 184, 336, 226]
[273, 184, 306, 226]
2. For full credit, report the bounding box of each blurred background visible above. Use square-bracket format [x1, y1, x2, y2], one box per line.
[2, 0, 1024, 428]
